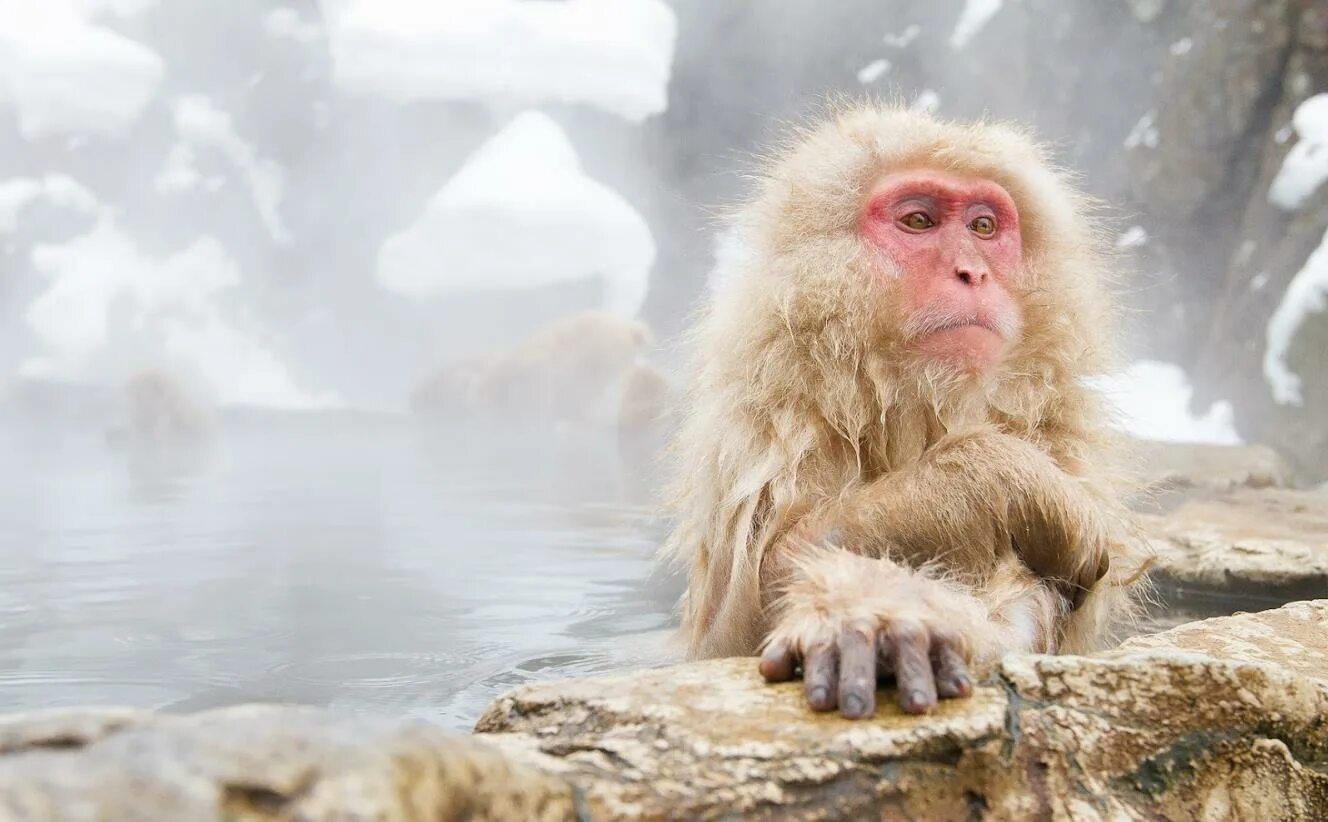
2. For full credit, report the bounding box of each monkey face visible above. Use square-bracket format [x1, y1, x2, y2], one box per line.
[861, 169, 1024, 373]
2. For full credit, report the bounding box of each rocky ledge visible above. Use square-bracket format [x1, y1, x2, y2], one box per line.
[0, 603, 1324, 819]
[0, 704, 575, 820]
[1133, 439, 1328, 597]
[476, 600, 1328, 819]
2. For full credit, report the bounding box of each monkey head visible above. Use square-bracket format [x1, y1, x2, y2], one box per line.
[723, 104, 1113, 404]
[861, 169, 1024, 374]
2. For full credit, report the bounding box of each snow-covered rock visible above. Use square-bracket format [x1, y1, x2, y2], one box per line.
[0, 1, 163, 140]
[0, 174, 99, 232]
[376, 111, 655, 317]
[320, 0, 676, 122]
[1090, 360, 1241, 445]
[1268, 94, 1328, 211]
[1264, 226, 1328, 405]
[21, 218, 337, 410]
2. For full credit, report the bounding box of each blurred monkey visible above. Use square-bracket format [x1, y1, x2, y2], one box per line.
[108, 368, 212, 447]
[412, 310, 668, 429]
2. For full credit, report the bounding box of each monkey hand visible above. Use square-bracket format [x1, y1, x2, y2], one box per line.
[758, 551, 997, 718]
[1008, 494, 1113, 610]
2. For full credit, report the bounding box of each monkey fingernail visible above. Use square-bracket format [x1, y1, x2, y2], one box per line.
[938, 674, 972, 699]
[758, 646, 796, 682]
[807, 686, 831, 711]
[902, 690, 932, 714]
[841, 693, 868, 718]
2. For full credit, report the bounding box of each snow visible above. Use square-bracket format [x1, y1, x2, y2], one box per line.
[71, 0, 157, 18]
[883, 25, 921, 48]
[1091, 360, 1241, 445]
[170, 95, 290, 243]
[264, 8, 322, 45]
[1124, 110, 1159, 150]
[20, 218, 338, 409]
[0, 1, 164, 139]
[1116, 226, 1149, 249]
[320, 0, 676, 122]
[708, 223, 755, 292]
[376, 111, 655, 317]
[857, 59, 891, 85]
[1268, 94, 1328, 211]
[911, 90, 941, 115]
[0, 174, 99, 232]
[950, 0, 1003, 50]
[1264, 226, 1328, 405]
[1169, 37, 1193, 56]
[155, 142, 224, 195]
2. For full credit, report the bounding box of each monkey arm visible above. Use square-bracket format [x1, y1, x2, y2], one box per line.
[758, 543, 1064, 717]
[802, 428, 1113, 606]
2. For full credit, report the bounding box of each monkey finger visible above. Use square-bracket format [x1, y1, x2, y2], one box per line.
[876, 633, 896, 679]
[758, 640, 797, 683]
[803, 643, 839, 712]
[837, 624, 876, 719]
[932, 640, 973, 699]
[889, 622, 937, 714]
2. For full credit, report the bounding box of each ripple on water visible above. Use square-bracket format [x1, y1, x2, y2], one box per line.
[0, 671, 189, 712]
[267, 650, 482, 692]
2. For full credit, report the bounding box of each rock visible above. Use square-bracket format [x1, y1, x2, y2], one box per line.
[1127, 438, 1291, 498]
[476, 601, 1328, 819]
[1182, 2, 1328, 482]
[1116, 599, 1328, 686]
[0, 705, 574, 821]
[0, 607, 1326, 819]
[1142, 487, 1328, 592]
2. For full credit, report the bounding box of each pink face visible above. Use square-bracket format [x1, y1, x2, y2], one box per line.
[860, 169, 1024, 372]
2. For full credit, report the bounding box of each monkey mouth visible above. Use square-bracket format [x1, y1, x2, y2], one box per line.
[904, 310, 1020, 342]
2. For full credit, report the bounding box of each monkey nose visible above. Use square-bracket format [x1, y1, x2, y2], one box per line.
[955, 265, 989, 287]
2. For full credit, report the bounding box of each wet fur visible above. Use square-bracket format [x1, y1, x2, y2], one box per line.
[662, 102, 1148, 660]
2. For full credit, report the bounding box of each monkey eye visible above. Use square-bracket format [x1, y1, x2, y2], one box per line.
[970, 215, 997, 237]
[900, 212, 935, 232]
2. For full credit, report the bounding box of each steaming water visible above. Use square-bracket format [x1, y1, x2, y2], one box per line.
[0, 412, 680, 730]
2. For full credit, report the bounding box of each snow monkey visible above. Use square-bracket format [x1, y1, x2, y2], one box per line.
[114, 368, 212, 446]
[663, 103, 1146, 719]
[412, 310, 656, 426]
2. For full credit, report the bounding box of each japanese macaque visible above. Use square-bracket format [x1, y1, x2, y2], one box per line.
[412, 310, 663, 428]
[663, 103, 1146, 719]
[108, 369, 212, 446]
[618, 361, 674, 433]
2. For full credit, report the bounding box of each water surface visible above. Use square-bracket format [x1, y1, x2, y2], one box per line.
[0, 412, 679, 729]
